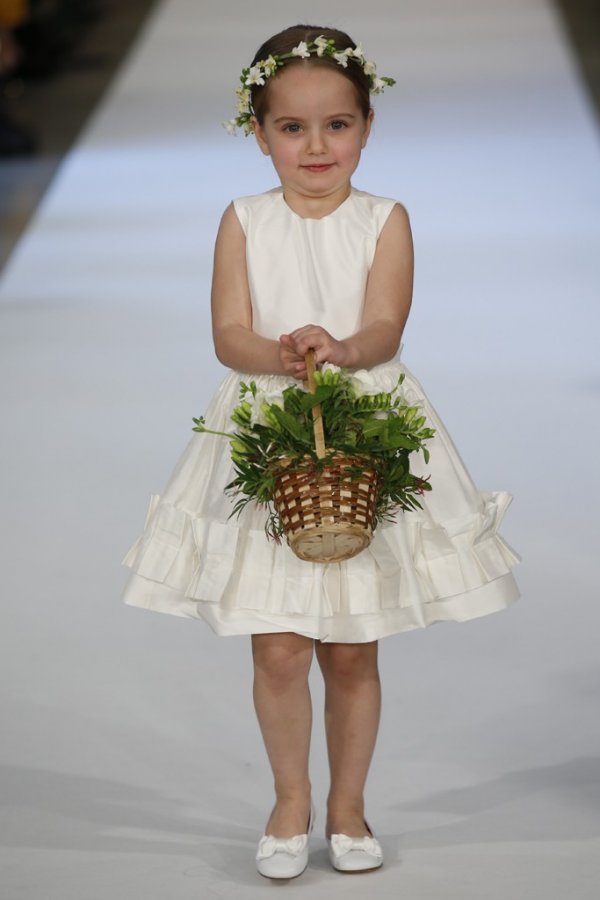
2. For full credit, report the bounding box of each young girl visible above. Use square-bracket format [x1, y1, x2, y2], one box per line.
[121, 24, 520, 879]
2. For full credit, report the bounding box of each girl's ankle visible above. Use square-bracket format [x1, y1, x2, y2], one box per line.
[274, 783, 312, 804]
[326, 796, 365, 816]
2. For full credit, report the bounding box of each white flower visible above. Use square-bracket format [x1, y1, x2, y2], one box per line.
[321, 362, 342, 376]
[245, 65, 266, 86]
[351, 44, 366, 63]
[371, 76, 387, 94]
[349, 369, 382, 396]
[363, 59, 376, 77]
[263, 55, 278, 76]
[222, 119, 237, 135]
[235, 87, 251, 115]
[292, 41, 310, 59]
[333, 50, 350, 68]
[263, 389, 286, 407]
[314, 35, 330, 56]
[248, 389, 284, 427]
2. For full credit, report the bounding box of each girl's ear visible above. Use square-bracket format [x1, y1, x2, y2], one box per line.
[253, 118, 270, 156]
[361, 109, 375, 149]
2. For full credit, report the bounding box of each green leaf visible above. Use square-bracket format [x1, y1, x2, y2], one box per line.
[268, 405, 306, 441]
[298, 384, 335, 411]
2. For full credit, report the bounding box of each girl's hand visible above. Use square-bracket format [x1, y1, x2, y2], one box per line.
[278, 333, 306, 378]
[279, 325, 353, 379]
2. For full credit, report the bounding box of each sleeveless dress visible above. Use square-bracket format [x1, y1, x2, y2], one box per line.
[121, 187, 520, 642]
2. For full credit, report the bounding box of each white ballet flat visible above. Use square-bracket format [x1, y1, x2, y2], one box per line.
[327, 820, 383, 873]
[255, 802, 315, 879]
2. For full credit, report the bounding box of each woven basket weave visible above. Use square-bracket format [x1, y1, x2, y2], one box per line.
[272, 352, 379, 563]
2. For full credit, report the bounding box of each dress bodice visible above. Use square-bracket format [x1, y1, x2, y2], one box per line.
[233, 187, 397, 341]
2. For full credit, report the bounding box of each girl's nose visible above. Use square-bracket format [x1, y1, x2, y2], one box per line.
[306, 128, 327, 155]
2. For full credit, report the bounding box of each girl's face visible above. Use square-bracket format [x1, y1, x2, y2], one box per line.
[253, 64, 373, 210]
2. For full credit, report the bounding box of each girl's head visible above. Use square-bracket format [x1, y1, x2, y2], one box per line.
[224, 26, 395, 207]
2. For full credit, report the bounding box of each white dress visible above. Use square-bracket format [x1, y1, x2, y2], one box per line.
[121, 187, 520, 642]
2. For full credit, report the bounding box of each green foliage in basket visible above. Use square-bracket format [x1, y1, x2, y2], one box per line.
[192, 365, 435, 540]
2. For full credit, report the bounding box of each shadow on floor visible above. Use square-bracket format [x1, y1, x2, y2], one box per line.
[396, 755, 600, 848]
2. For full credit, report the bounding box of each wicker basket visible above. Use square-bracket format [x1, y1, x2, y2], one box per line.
[272, 351, 379, 563]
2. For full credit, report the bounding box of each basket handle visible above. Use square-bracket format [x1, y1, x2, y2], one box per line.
[305, 350, 326, 459]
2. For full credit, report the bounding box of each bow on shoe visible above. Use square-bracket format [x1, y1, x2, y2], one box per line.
[256, 834, 308, 860]
[329, 834, 383, 859]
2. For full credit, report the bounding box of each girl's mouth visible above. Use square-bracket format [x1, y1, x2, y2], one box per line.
[302, 164, 334, 173]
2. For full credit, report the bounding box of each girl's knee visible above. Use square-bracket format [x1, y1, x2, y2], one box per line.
[317, 641, 379, 681]
[252, 632, 314, 684]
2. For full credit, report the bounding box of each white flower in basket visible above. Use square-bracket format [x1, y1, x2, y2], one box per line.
[349, 368, 384, 396]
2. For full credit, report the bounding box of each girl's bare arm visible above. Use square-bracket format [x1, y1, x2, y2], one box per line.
[211, 204, 294, 374]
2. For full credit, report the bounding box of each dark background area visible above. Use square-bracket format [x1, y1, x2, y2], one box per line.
[0, 0, 159, 270]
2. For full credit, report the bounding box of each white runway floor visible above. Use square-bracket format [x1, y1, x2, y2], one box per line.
[1, 0, 599, 897]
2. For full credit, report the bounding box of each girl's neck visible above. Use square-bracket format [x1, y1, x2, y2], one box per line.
[281, 184, 353, 220]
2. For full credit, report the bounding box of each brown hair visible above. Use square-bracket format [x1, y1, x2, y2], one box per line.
[249, 24, 372, 124]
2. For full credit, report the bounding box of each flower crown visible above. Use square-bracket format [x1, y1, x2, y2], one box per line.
[224, 35, 395, 136]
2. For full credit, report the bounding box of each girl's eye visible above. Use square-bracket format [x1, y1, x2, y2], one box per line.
[330, 120, 347, 130]
[283, 123, 302, 133]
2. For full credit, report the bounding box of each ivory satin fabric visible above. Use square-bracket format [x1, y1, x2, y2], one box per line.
[121, 188, 520, 642]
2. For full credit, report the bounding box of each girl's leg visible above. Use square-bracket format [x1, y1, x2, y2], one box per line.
[314, 640, 381, 837]
[251, 632, 314, 837]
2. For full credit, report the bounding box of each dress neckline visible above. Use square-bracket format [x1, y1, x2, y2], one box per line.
[279, 187, 355, 222]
